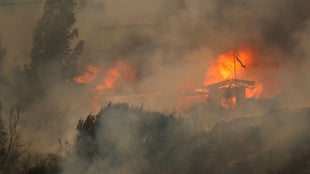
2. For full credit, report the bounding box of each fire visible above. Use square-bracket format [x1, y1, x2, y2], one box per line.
[73, 60, 136, 113]
[74, 60, 136, 91]
[96, 60, 136, 92]
[221, 97, 237, 109]
[204, 50, 254, 85]
[246, 82, 263, 98]
[202, 48, 264, 108]
[74, 65, 100, 84]
[73, 49, 266, 111]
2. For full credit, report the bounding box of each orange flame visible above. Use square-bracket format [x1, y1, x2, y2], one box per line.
[96, 60, 136, 92]
[204, 50, 254, 85]
[221, 97, 237, 109]
[74, 65, 100, 84]
[246, 83, 263, 98]
[203, 48, 263, 106]
[73, 60, 136, 113]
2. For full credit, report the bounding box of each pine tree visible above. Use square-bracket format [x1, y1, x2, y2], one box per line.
[0, 38, 5, 72]
[0, 102, 8, 163]
[30, 0, 84, 81]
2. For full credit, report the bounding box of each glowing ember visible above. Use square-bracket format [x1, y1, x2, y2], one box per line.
[74, 65, 100, 84]
[246, 83, 263, 98]
[194, 88, 208, 93]
[221, 97, 237, 109]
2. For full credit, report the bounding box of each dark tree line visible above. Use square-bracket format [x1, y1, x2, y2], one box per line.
[1, 101, 310, 174]
[1, 0, 310, 173]
[75, 102, 194, 174]
[73, 103, 310, 174]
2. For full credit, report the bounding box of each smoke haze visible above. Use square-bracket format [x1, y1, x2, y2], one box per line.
[0, 0, 310, 168]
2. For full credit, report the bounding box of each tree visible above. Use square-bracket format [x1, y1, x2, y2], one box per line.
[26, 153, 61, 174]
[75, 103, 192, 174]
[30, 0, 84, 81]
[0, 102, 8, 163]
[0, 38, 5, 71]
[76, 113, 98, 161]
[0, 104, 28, 173]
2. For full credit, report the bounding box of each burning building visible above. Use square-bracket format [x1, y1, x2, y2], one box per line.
[206, 79, 256, 108]
[199, 48, 263, 109]
[73, 48, 263, 111]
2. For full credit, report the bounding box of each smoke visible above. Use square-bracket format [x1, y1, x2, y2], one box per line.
[0, 2, 42, 72]
[67, 5, 310, 174]
[60, 104, 310, 174]
[0, 0, 309, 160]
[56, 0, 309, 116]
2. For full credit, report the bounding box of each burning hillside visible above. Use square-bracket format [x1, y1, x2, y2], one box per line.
[1, 0, 310, 173]
[74, 65, 100, 84]
[73, 48, 271, 110]
[74, 60, 136, 89]
[74, 60, 136, 112]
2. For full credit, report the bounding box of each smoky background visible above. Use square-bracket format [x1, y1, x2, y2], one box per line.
[0, 1, 309, 169]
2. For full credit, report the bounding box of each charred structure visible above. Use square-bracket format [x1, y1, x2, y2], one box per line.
[206, 79, 255, 108]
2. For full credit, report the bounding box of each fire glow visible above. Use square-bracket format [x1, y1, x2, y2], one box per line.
[73, 48, 264, 111]
[204, 50, 253, 85]
[74, 60, 136, 90]
[204, 49, 263, 99]
[73, 60, 136, 112]
[96, 60, 136, 92]
[74, 65, 100, 84]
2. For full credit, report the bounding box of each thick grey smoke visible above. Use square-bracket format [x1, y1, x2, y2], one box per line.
[76, 0, 310, 96]
[0, 0, 309, 156]
[0, 1, 42, 71]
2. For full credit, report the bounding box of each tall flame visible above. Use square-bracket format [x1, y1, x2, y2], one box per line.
[204, 49, 263, 99]
[204, 50, 254, 85]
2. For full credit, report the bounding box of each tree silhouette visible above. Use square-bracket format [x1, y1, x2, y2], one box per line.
[0, 38, 5, 72]
[0, 102, 8, 164]
[75, 102, 192, 174]
[30, 0, 84, 81]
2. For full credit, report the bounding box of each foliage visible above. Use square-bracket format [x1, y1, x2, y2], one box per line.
[30, 0, 84, 81]
[0, 103, 62, 174]
[0, 101, 310, 174]
[26, 153, 62, 174]
[75, 102, 192, 173]
[0, 102, 8, 163]
[0, 38, 5, 71]
[74, 104, 310, 174]
[0, 104, 29, 173]
[4, 0, 84, 105]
